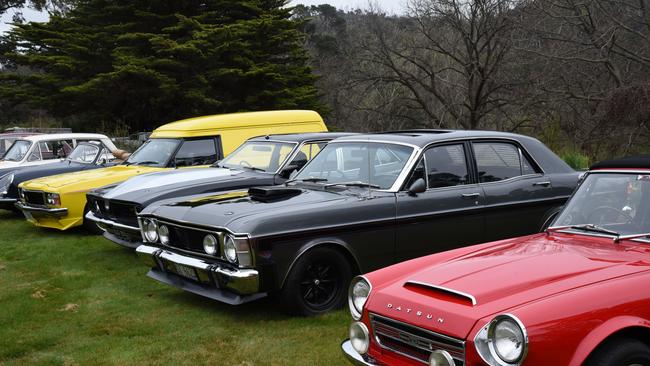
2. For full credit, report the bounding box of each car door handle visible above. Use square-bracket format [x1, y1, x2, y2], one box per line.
[533, 181, 552, 187]
[461, 193, 480, 199]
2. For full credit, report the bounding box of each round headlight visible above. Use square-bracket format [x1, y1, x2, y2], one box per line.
[203, 234, 218, 255]
[93, 200, 101, 213]
[429, 350, 455, 366]
[348, 277, 371, 320]
[143, 219, 158, 243]
[489, 315, 527, 364]
[349, 322, 370, 355]
[158, 225, 170, 245]
[223, 235, 237, 263]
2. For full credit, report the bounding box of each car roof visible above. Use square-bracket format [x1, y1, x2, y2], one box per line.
[590, 154, 650, 170]
[248, 132, 356, 143]
[331, 129, 539, 148]
[151, 110, 324, 137]
[0, 132, 41, 138]
[15, 133, 110, 142]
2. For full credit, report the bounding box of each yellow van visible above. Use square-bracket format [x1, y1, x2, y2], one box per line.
[16, 110, 327, 230]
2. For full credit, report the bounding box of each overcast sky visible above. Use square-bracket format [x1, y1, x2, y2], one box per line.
[0, 1, 406, 34]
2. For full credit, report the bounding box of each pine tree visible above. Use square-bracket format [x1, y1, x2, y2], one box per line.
[0, 0, 324, 131]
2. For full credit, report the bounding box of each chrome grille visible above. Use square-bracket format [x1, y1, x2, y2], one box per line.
[370, 313, 465, 365]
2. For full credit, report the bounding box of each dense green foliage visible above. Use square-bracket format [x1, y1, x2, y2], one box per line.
[0, 211, 348, 365]
[0, 0, 323, 131]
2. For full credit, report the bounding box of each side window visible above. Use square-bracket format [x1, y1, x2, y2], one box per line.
[424, 144, 469, 188]
[288, 142, 326, 171]
[39, 140, 73, 160]
[404, 157, 426, 189]
[27, 144, 41, 161]
[174, 139, 218, 167]
[473, 142, 536, 183]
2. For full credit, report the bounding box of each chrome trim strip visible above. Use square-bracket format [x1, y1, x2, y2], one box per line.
[138, 215, 252, 237]
[85, 211, 140, 232]
[15, 201, 67, 217]
[405, 281, 477, 306]
[0, 198, 17, 203]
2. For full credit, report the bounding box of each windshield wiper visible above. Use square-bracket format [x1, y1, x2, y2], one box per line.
[570, 224, 621, 238]
[288, 177, 329, 183]
[130, 161, 161, 166]
[324, 181, 380, 189]
[241, 166, 266, 172]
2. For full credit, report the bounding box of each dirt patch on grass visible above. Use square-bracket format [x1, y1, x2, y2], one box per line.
[59, 303, 79, 312]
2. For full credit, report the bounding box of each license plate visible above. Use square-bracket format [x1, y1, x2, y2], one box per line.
[174, 263, 198, 281]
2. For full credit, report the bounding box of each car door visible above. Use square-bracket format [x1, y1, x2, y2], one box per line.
[472, 140, 558, 242]
[395, 141, 485, 262]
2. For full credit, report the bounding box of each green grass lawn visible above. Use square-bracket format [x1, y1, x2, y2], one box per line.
[0, 211, 350, 365]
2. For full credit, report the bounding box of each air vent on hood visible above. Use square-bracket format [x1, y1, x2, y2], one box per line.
[404, 281, 476, 306]
[248, 186, 302, 202]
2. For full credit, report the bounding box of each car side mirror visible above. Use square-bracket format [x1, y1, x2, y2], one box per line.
[280, 164, 300, 179]
[408, 178, 426, 196]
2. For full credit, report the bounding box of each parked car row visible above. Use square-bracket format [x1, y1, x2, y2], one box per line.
[1, 110, 648, 365]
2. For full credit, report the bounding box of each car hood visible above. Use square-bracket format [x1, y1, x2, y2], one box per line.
[103, 168, 243, 199]
[19, 165, 165, 192]
[145, 185, 375, 235]
[368, 233, 650, 339]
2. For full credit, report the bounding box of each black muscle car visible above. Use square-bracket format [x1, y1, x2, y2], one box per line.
[0, 141, 119, 212]
[86, 132, 353, 247]
[134, 130, 580, 315]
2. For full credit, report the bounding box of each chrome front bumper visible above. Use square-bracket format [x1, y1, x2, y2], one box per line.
[85, 211, 142, 248]
[341, 340, 377, 365]
[15, 201, 68, 217]
[136, 245, 265, 305]
[0, 197, 17, 209]
[85, 211, 140, 232]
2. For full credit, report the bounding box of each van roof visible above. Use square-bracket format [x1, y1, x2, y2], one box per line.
[151, 110, 325, 138]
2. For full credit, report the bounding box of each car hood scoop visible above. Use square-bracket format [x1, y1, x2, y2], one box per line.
[248, 186, 303, 202]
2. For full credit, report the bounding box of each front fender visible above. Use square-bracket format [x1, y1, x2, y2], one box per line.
[569, 316, 650, 366]
[279, 237, 361, 289]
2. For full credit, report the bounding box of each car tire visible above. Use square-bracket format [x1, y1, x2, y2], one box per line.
[280, 246, 353, 316]
[586, 336, 650, 366]
[82, 205, 103, 235]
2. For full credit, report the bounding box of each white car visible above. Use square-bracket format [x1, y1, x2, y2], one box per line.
[0, 134, 117, 172]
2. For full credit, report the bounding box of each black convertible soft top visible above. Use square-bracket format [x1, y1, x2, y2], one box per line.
[591, 154, 650, 170]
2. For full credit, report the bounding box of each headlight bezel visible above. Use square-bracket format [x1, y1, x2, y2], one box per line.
[0, 173, 14, 195]
[474, 314, 528, 366]
[203, 234, 219, 255]
[223, 234, 237, 263]
[45, 192, 61, 207]
[142, 218, 159, 243]
[349, 321, 370, 355]
[348, 276, 372, 320]
[158, 224, 170, 245]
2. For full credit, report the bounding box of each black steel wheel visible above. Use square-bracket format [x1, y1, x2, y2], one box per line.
[280, 246, 353, 316]
[586, 337, 650, 366]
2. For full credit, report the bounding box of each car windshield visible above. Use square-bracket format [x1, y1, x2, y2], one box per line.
[553, 173, 650, 238]
[68, 143, 100, 164]
[218, 141, 296, 173]
[125, 138, 180, 167]
[2, 140, 32, 162]
[0, 137, 17, 156]
[294, 142, 414, 190]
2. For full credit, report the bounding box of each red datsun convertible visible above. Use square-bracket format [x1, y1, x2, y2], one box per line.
[342, 155, 650, 366]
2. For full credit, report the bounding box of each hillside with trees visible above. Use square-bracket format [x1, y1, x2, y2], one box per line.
[1, 0, 650, 162]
